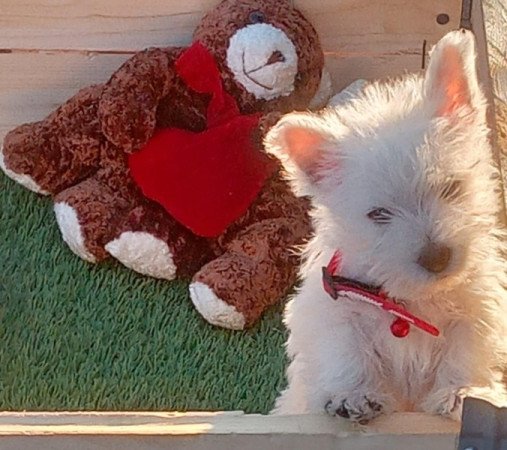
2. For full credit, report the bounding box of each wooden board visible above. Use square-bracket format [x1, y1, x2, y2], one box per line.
[483, 0, 507, 209]
[0, 0, 462, 137]
[468, 0, 507, 217]
[0, 52, 129, 137]
[0, 411, 460, 450]
[483, 0, 507, 104]
[1, 0, 461, 52]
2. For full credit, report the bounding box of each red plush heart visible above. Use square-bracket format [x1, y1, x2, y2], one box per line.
[128, 42, 276, 237]
[129, 117, 275, 237]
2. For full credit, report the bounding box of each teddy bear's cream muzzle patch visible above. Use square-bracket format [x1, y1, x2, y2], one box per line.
[226, 23, 298, 101]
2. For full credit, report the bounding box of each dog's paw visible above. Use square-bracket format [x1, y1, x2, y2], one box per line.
[325, 393, 385, 424]
[421, 388, 464, 421]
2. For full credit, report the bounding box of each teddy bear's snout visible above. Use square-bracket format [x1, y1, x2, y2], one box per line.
[226, 22, 299, 100]
[266, 50, 286, 66]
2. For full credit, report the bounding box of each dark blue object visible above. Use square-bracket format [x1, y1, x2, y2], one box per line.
[458, 397, 507, 450]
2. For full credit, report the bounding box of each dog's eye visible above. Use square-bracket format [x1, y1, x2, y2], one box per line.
[249, 10, 266, 23]
[367, 208, 393, 224]
[441, 179, 463, 201]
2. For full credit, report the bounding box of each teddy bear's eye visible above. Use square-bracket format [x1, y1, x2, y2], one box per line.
[367, 208, 393, 224]
[249, 10, 266, 24]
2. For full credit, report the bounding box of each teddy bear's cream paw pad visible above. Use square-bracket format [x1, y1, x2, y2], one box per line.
[189, 282, 246, 330]
[54, 202, 97, 263]
[0, 147, 49, 195]
[105, 231, 176, 280]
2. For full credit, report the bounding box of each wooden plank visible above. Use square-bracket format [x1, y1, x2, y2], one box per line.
[325, 52, 423, 91]
[0, 0, 462, 135]
[483, 0, 507, 209]
[0, 0, 461, 53]
[469, 0, 507, 218]
[483, 0, 507, 103]
[0, 411, 460, 450]
[0, 52, 129, 138]
[470, 0, 495, 112]
[0, 0, 216, 51]
[297, 0, 461, 54]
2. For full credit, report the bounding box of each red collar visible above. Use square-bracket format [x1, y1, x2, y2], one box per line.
[322, 251, 440, 338]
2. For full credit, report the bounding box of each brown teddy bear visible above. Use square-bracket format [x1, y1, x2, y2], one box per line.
[0, 0, 331, 329]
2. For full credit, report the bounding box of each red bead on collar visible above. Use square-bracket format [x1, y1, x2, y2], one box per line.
[322, 251, 440, 338]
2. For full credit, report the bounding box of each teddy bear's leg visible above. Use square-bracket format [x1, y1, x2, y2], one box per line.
[53, 176, 132, 263]
[105, 202, 216, 280]
[189, 218, 307, 330]
[1, 85, 103, 195]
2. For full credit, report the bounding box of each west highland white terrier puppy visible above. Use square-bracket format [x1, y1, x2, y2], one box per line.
[265, 29, 507, 423]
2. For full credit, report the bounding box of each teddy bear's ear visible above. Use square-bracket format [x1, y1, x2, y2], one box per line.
[424, 29, 483, 118]
[264, 112, 340, 194]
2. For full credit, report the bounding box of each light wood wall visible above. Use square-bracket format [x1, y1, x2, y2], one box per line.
[0, 0, 461, 138]
[483, 0, 507, 199]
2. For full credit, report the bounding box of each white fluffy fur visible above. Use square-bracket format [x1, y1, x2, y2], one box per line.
[265, 30, 507, 422]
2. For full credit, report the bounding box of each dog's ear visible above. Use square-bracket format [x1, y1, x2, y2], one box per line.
[264, 112, 339, 194]
[424, 29, 482, 117]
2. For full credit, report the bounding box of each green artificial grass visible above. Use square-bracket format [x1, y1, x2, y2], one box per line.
[0, 175, 288, 413]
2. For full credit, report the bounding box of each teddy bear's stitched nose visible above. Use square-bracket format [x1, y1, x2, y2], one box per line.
[266, 50, 285, 65]
[417, 242, 451, 274]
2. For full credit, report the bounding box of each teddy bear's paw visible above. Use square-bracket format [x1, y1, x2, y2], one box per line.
[54, 202, 97, 263]
[421, 388, 464, 421]
[105, 231, 176, 280]
[325, 392, 386, 424]
[0, 147, 49, 195]
[189, 282, 246, 330]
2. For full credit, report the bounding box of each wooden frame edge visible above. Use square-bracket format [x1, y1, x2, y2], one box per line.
[0, 412, 460, 450]
[466, 0, 507, 221]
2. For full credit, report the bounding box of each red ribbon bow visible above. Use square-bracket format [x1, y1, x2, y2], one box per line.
[128, 42, 277, 237]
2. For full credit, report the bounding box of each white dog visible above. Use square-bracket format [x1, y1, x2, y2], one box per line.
[265, 30, 507, 422]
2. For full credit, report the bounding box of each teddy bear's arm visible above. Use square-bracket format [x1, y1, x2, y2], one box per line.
[256, 112, 283, 144]
[247, 112, 284, 161]
[98, 47, 181, 153]
[259, 112, 284, 135]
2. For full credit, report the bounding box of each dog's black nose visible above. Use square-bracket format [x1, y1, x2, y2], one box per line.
[417, 242, 451, 273]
